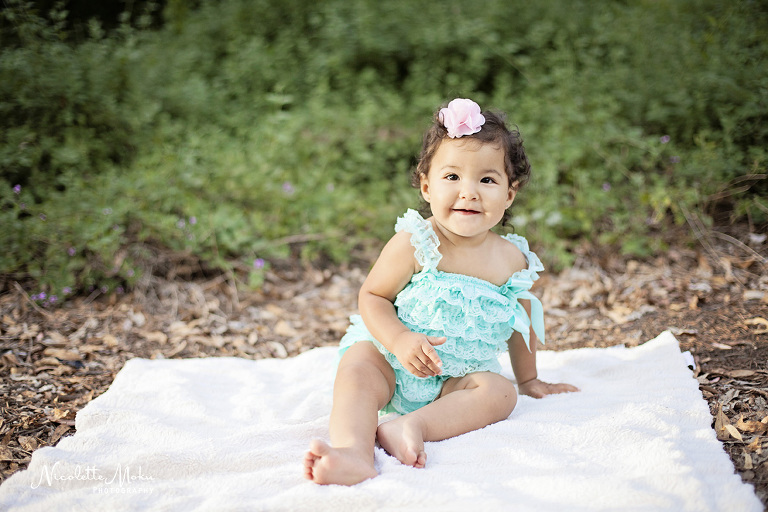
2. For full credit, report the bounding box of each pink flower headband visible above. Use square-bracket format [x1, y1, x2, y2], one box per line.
[438, 98, 486, 138]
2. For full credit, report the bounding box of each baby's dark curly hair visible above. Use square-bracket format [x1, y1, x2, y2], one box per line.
[412, 106, 531, 226]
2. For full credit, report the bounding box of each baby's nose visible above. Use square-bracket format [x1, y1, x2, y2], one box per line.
[460, 182, 479, 199]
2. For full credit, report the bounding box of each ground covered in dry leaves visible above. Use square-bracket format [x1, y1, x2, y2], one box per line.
[1, 230, 767, 506]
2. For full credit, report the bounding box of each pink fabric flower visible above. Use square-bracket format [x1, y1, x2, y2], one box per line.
[438, 98, 486, 138]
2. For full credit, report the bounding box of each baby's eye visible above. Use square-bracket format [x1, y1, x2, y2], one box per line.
[480, 177, 498, 184]
[445, 173, 459, 181]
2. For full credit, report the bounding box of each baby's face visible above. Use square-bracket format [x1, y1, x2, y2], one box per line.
[420, 139, 515, 240]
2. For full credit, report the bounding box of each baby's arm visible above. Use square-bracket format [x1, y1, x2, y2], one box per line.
[358, 231, 445, 378]
[508, 299, 580, 398]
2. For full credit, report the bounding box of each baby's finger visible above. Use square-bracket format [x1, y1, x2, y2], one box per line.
[552, 383, 580, 394]
[426, 336, 447, 346]
[408, 361, 430, 378]
[420, 341, 443, 375]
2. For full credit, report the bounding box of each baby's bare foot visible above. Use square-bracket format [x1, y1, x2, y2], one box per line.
[303, 439, 377, 485]
[376, 416, 427, 468]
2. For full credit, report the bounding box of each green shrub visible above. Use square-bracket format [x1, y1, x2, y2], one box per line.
[1, 0, 766, 302]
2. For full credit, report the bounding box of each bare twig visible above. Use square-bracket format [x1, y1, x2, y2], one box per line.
[680, 207, 747, 284]
[681, 206, 720, 262]
[707, 173, 767, 202]
[710, 231, 768, 266]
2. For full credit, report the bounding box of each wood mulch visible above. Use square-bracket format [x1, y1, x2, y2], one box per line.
[0, 230, 766, 506]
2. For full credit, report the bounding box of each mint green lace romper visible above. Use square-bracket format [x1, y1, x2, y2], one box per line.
[338, 209, 546, 415]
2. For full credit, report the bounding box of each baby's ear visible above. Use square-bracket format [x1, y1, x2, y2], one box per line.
[507, 182, 518, 206]
[420, 173, 431, 203]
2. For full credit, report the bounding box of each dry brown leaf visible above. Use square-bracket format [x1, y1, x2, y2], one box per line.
[42, 348, 80, 360]
[715, 404, 730, 440]
[34, 357, 61, 367]
[48, 330, 68, 344]
[725, 424, 744, 442]
[728, 369, 757, 379]
[139, 330, 168, 344]
[746, 436, 763, 454]
[166, 340, 187, 358]
[743, 450, 754, 470]
[1, 351, 20, 367]
[169, 321, 199, 336]
[208, 335, 225, 348]
[0, 445, 14, 462]
[70, 317, 98, 341]
[274, 320, 298, 337]
[267, 341, 288, 358]
[102, 334, 119, 347]
[743, 317, 768, 334]
[265, 303, 286, 317]
[18, 436, 38, 452]
[720, 257, 734, 282]
[49, 424, 71, 445]
[52, 408, 70, 420]
[743, 290, 767, 302]
[737, 415, 768, 434]
[603, 305, 633, 324]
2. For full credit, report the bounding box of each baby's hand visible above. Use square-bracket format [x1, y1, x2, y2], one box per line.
[391, 331, 446, 378]
[518, 378, 579, 399]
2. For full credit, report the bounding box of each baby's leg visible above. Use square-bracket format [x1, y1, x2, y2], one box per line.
[304, 341, 395, 485]
[377, 372, 516, 467]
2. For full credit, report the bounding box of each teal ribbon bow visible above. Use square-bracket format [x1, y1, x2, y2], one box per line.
[508, 291, 546, 352]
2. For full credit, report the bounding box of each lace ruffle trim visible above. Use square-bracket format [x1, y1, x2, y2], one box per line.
[394, 209, 441, 270]
[395, 209, 545, 282]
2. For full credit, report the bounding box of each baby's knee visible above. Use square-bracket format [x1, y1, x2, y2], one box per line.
[493, 378, 518, 419]
[473, 373, 518, 420]
[336, 346, 394, 391]
[336, 359, 379, 386]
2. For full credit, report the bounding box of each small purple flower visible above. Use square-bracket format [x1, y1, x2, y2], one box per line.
[176, 219, 186, 229]
[282, 182, 295, 195]
[670, 156, 680, 163]
[660, 135, 670, 144]
[101, 286, 108, 293]
[68, 247, 76, 256]
[39, 213, 46, 221]
[602, 183, 612, 192]
[48, 295, 57, 304]
[13, 184, 21, 194]
[38, 292, 47, 300]
[127, 269, 135, 277]
[116, 287, 124, 294]
[254, 258, 265, 269]
[63, 287, 72, 295]
[189, 216, 197, 225]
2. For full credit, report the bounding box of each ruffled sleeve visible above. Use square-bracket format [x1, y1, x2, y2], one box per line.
[394, 209, 442, 270]
[502, 233, 545, 281]
[502, 234, 546, 351]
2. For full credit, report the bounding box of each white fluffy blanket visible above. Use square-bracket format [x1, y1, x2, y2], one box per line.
[0, 331, 761, 511]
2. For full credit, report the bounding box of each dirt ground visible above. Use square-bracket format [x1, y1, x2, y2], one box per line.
[1, 228, 766, 506]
